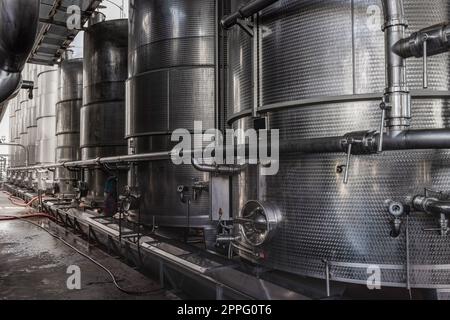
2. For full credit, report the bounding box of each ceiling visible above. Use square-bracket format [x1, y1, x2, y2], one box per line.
[29, 0, 102, 65]
[0, 0, 102, 123]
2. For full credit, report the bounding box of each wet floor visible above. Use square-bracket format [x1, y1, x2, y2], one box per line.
[0, 191, 175, 300]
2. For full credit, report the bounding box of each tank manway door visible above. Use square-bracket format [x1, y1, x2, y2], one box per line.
[236, 200, 282, 247]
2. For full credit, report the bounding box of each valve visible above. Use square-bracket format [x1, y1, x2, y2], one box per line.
[339, 131, 378, 184]
[388, 201, 405, 238]
[177, 185, 189, 203]
[192, 179, 208, 201]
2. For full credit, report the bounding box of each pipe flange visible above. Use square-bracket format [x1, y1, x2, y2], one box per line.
[382, 18, 408, 31]
[341, 131, 378, 155]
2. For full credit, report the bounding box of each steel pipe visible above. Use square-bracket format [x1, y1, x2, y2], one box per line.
[394, 23, 450, 59]
[9, 128, 450, 172]
[221, 0, 279, 29]
[413, 196, 450, 216]
[191, 157, 246, 175]
[381, 0, 410, 132]
[1, 143, 28, 166]
[275, 129, 450, 155]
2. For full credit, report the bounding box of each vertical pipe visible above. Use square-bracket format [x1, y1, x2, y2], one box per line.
[381, 0, 410, 133]
[423, 38, 428, 89]
[252, 13, 260, 118]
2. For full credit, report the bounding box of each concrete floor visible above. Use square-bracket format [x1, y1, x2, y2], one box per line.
[0, 192, 175, 300]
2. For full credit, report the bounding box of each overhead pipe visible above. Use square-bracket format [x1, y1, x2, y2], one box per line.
[9, 128, 450, 172]
[274, 129, 450, 155]
[9, 151, 173, 171]
[221, 0, 279, 29]
[0, 0, 40, 103]
[191, 157, 246, 175]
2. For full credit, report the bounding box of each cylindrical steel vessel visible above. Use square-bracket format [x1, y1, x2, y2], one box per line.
[24, 64, 40, 189]
[14, 92, 23, 169]
[8, 98, 16, 169]
[36, 67, 58, 165]
[36, 67, 58, 190]
[25, 64, 38, 167]
[81, 19, 128, 203]
[127, 0, 217, 228]
[55, 58, 83, 196]
[228, 0, 450, 288]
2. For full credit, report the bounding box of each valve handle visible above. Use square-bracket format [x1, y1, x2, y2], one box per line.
[343, 143, 352, 184]
[423, 34, 429, 89]
[378, 101, 390, 153]
[378, 105, 386, 153]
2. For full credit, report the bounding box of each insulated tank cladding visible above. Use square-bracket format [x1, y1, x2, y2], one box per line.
[81, 19, 128, 203]
[36, 67, 58, 165]
[25, 64, 38, 166]
[16, 90, 27, 167]
[36, 67, 58, 191]
[228, 0, 450, 287]
[55, 58, 83, 195]
[127, 0, 216, 228]
[8, 98, 16, 168]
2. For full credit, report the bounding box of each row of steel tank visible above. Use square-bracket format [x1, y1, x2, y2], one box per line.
[6, 0, 450, 290]
[7, 17, 127, 202]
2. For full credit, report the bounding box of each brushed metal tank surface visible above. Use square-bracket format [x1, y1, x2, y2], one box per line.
[8, 99, 16, 167]
[82, 19, 128, 201]
[127, 0, 217, 228]
[15, 90, 28, 167]
[228, 0, 450, 287]
[36, 67, 58, 165]
[55, 59, 83, 195]
[24, 64, 40, 168]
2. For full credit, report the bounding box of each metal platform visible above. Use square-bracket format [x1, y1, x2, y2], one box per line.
[29, 0, 101, 66]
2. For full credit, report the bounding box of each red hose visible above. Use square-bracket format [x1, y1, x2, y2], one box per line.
[8, 195, 50, 208]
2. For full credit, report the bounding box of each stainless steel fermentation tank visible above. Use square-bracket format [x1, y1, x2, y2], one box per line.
[25, 64, 38, 167]
[55, 59, 83, 196]
[36, 67, 58, 190]
[228, 0, 450, 288]
[127, 0, 219, 229]
[15, 88, 28, 186]
[23, 64, 39, 189]
[8, 98, 17, 169]
[81, 19, 128, 204]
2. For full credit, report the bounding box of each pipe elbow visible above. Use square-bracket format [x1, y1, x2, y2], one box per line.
[0, 0, 40, 103]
